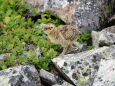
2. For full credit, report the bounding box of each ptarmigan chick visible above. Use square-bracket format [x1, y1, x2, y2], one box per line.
[42, 23, 81, 56]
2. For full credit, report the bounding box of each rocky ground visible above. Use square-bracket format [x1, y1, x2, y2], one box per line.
[0, 0, 115, 86]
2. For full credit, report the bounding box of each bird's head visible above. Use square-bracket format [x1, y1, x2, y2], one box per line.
[42, 23, 55, 34]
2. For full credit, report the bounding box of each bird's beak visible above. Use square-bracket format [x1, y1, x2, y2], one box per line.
[41, 28, 43, 32]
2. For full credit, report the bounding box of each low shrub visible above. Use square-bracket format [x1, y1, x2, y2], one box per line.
[0, 0, 62, 71]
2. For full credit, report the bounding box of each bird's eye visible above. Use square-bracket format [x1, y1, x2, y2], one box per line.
[46, 27, 51, 30]
[50, 27, 52, 29]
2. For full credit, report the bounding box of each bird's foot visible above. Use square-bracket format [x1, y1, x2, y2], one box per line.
[59, 53, 65, 58]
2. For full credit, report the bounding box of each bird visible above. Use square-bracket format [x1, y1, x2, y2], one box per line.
[42, 23, 81, 56]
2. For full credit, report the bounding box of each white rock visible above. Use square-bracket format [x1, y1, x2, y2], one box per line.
[0, 53, 12, 61]
[52, 46, 115, 86]
[92, 26, 115, 48]
[0, 65, 42, 86]
[93, 59, 115, 86]
[35, 47, 42, 57]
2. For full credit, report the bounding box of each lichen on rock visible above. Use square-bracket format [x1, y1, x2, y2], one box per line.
[0, 65, 42, 86]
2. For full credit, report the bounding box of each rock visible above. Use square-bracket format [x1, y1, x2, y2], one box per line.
[22, 42, 36, 51]
[39, 69, 73, 86]
[52, 45, 115, 86]
[23, 51, 30, 56]
[0, 55, 4, 60]
[25, 44, 36, 51]
[22, 42, 42, 57]
[92, 25, 115, 48]
[0, 65, 42, 86]
[0, 53, 12, 61]
[0, 54, 6, 61]
[36, 23, 46, 29]
[93, 59, 115, 86]
[35, 47, 42, 57]
[25, 0, 115, 32]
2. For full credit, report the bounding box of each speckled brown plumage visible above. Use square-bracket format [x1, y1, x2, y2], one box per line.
[42, 23, 81, 56]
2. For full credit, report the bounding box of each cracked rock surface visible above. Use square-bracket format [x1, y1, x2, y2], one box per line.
[52, 46, 115, 86]
[93, 59, 115, 86]
[0, 65, 42, 86]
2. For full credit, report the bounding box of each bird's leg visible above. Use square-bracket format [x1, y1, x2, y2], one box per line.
[68, 44, 74, 51]
[59, 45, 70, 57]
[72, 43, 77, 48]
[59, 47, 67, 56]
[66, 43, 78, 54]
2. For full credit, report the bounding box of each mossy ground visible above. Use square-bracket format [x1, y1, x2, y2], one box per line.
[0, 0, 64, 71]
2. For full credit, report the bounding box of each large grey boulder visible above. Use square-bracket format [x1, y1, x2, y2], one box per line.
[92, 25, 115, 48]
[39, 69, 73, 86]
[93, 59, 115, 86]
[25, 0, 115, 32]
[52, 45, 115, 86]
[0, 65, 42, 86]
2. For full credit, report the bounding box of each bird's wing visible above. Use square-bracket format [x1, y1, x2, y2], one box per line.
[58, 25, 77, 41]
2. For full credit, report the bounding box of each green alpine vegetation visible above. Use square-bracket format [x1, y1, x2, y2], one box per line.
[0, 0, 93, 71]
